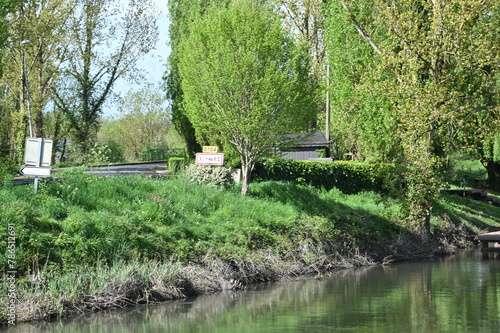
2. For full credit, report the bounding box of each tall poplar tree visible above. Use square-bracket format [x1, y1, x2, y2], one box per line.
[0, 0, 22, 159]
[324, 0, 397, 162]
[0, 0, 19, 74]
[165, 0, 229, 157]
[275, 0, 326, 72]
[179, 0, 318, 196]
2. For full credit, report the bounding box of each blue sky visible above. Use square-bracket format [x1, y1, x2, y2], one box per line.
[104, 0, 171, 118]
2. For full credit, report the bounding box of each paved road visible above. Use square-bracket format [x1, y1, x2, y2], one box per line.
[83, 162, 168, 177]
[3, 162, 169, 185]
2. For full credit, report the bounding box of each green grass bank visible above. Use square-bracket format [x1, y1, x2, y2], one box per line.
[1, 169, 499, 324]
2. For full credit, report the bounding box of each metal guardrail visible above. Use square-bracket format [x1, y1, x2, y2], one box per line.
[1, 161, 170, 186]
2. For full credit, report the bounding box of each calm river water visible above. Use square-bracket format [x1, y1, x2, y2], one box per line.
[5, 250, 500, 333]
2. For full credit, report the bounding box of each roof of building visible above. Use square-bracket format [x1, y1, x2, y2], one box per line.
[284, 132, 329, 148]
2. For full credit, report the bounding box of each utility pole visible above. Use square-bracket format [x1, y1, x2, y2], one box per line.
[22, 40, 33, 138]
[22, 40, 40, 192]
[325, 63, 331, 156]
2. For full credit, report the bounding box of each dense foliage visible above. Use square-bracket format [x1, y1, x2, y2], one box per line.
[324, 0, 396, 162]
[254, 159, 398, 194]
[98, 86, 178, 162]
[165, 0, 225, 157]
[178, 0, 318, 195]
[324, 0, 500, 227]
[0, 0, 19, 75]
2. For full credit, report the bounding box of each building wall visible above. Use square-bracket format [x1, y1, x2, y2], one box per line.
[281, 150, 319, 160]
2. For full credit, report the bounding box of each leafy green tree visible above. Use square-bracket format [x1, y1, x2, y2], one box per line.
[99, 85, 176, 161]
[166, 0, 326, 158]
[0, 0, 19, 75]
[324, 0, 398, 162]
[52, 0, 158, 161]
[375, 0, 498, 226]
[328, 0, 499, 228]
[457, 7, 500, 189]
[165, 0, 227, 158]
[179, 0, 319, 196]
[0, 0, 23, 159]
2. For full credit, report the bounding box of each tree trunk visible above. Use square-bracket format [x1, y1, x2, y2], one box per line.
[241, 159, 254, 196]
[483, 158, 500, 191]
[59, 138, 67, 163]
[423, 214, 431, 234]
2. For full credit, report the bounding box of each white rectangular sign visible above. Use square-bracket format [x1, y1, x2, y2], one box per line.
[24, 138, 53, 166]
[195, 153, 224, 165]
[20, 166, 51, 177]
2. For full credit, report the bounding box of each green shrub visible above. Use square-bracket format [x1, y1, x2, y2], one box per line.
[0, 156, 17, 181]
[254, 158, 398, 194]
[184, 164, 233, 190]
[316, 147, 328, 158]
[168, 157, 187, 174]
[100, 141, 125, 163]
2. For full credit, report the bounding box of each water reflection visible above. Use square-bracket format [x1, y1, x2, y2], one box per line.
[5, 250, 499, 333]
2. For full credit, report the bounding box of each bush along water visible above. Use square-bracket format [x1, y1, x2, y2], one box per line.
[0, 169, 497, 324]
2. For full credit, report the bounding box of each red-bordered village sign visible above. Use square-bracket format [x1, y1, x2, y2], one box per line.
[195, 153, 224, 165]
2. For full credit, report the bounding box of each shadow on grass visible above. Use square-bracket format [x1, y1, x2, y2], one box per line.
[433, 193, 500, 232]
[249, 181, 343, 218]
[248, 181, 402, 242]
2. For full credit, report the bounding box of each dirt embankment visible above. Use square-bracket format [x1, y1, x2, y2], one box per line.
[2, 222, 480, 326]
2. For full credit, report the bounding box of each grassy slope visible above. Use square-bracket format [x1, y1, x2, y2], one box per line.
[2, 168, 500, 271]
[1, 169, 500, 323]
[0, 170, 403, 271]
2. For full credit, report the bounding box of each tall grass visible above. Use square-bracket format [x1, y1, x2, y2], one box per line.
[26, 259, 183, 300]
[0, 170, 404, 275]
[2, 259, 183, 322]
[1, 169, 499, 277]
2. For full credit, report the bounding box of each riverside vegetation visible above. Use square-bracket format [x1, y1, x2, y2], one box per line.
[1, 163, 500, 324]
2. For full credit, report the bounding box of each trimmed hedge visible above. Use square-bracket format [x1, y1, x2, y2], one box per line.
[168, 157, 188, 174]
[254, 159, 398, 194]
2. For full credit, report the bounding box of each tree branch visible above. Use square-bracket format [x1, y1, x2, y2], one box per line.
[338, 0, 382, 55]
